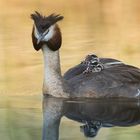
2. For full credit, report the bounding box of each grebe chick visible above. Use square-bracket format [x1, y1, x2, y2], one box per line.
[81, 54, 104, 74]
[31, 11, 140, 98]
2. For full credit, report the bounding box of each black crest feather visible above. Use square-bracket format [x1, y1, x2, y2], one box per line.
[31, 11, 64, 33]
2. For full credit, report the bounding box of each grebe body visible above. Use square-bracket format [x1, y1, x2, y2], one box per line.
[31, 12, 140, 98]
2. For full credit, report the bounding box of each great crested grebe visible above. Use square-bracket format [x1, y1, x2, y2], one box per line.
[31, 12, 140, 98]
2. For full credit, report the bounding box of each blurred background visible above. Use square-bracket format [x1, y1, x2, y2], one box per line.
[0, 0, 140, 140]
[0, 0, 140, 96]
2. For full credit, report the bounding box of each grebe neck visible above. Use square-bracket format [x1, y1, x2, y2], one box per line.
[42, 46, 68, 97]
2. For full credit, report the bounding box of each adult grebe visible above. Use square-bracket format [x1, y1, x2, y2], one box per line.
[31, 12, 140, 98]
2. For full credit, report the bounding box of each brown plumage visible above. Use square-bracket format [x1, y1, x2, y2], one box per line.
[45, 25, 62, 51]
[31, 12, 63, 51]
[64, 62, 140, 98]
[31, 25, 62, 51]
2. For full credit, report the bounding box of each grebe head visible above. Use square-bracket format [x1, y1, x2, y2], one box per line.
[31, 11, 64, 51]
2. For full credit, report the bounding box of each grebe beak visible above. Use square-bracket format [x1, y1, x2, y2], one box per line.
[37, 35, 43, 44]
[37, 29, 49, 44]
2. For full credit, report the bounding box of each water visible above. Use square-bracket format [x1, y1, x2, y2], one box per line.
[42, 97, 140, 140]
[0, 0, 140, 139]
[1, 97, 140, 140]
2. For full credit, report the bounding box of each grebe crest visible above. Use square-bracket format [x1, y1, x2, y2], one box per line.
[31, 11, 64, 51]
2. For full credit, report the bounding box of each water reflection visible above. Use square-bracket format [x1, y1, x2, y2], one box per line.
[42, 96, 64, 140]
[43, 96, 140, 140]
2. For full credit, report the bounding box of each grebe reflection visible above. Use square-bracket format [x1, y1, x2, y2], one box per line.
[42, 96, 140, 139]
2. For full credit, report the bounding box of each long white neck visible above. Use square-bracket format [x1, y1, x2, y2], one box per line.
[42, 45, 68, 97]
